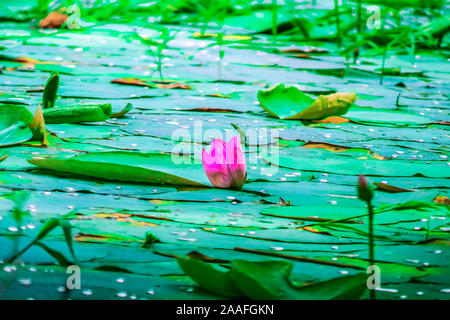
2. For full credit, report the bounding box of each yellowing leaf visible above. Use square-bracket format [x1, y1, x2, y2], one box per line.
[29, 105, 48, 146]
[257, 84, 357, 120]
[95, 212, 131, 219]
[116, 218, 159, 227]
[12, 57, 73, 66]
[300, 226, 333, 236]
[314, 116, 351, 124]
[303, 142, 350, 152]
[291, 92, 357, 120]
[39, 11, 68, 29]
[373, 182, 414, 193]
[434, 196, 450, 205]
[0, 153, 7, 163]
[111, 78, 192, 90]
[111, 77, 149, 87]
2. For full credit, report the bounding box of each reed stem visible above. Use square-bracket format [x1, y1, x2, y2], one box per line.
[368, 201, 376, 300]
[334, 0, 341, 48]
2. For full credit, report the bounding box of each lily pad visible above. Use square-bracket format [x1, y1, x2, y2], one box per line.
[28, 151, 210, 186]
[257, 84, 356, 120]
[0, 105, 33, 147]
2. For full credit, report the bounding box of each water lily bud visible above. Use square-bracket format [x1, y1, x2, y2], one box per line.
[42, 72, 59, 109]
[357, 174, 374, 203]
[202, 136, 247, 189]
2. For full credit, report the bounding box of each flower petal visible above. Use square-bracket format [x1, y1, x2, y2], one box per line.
[202, 136, 247, 189]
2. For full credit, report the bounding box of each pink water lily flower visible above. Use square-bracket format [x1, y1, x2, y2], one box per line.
[202, 136, 247, 189]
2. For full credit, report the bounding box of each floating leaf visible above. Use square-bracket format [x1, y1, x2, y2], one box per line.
[257, 84, 314, 119]
[344, 107, 432, 125]
[28, 151, 209, 186]
[43, 104, 112, 124]
[228, 260, 367, 300]
[0, 105, 33, 147]
[111, 78, 192, 90]
[257, 84, 356, 120]
[177, 256, 243, 298]
[373, 182, 415, 193]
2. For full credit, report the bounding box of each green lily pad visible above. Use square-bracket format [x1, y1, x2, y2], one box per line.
[27, 151, 210, 186]
[0, 105, 33, 147]
[257, 84, 356, 120]
[43, 104, 112, 124]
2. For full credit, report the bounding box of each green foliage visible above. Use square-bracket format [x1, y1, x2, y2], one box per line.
[177, 256, 243, 297]
[43, 103, 112, 124]
[6, 215, 75, 265]
[0, 105, 33, 147]
[257, 84, 356, 120]
[142, 232, 160, 248]
[28, 151, 209, 186]
[0, 0, 448, 301]
[178, 256, 367, 300]
[135, 28, 176, 81]
[5, 191, 31, 226]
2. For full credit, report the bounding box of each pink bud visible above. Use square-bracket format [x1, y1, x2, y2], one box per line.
[357, 174, 373, 203]
[358, 174, 368, 189]
[202, 136, 246, 189]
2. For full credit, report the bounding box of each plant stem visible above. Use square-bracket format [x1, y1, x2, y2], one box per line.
[158, 57, 164, 82]
[357, 0, 362, 33]
[368, 201, 376, 300]
[7, 240, 35, 264]
[201, 23, 207, 36]
[394, 9, 401, 27]
[380, 44, 387, 85]
[218, 33, 224, 81]
[334, 0, 341, 48]
[272, 0, 278, 38]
